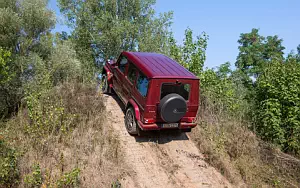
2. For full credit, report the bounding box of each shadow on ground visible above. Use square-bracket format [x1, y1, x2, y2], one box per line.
[135, 130, 189, 144]
[107, 93, 189, 144]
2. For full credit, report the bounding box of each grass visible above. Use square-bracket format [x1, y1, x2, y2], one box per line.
[2, 81, 299, 187]
[191, 94, 300, 187]
[0, 82, 127, 187]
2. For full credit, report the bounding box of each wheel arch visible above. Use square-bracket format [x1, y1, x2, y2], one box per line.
[126, 99, 141, 121]
[102, 66, 113, 81]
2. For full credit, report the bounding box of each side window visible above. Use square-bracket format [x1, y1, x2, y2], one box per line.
[136, 72, 149, 97]
[118, 56, 128, 73]
[127, 63, 137, 84]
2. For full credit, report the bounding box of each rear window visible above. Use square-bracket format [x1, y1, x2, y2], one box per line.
[161, 83, 190, 100]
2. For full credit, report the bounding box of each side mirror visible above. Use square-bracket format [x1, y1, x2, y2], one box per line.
[108, 60, 117, 67]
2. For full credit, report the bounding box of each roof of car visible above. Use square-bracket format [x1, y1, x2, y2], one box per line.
[123, 52, 199, 80]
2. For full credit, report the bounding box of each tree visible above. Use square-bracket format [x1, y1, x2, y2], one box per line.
[58, 0, 173, 70]
[296, 44, 300, 62]
[235, 29, 300, 154]
[235, 29, 285, 82]
[0, 0, 56, 118]
[169, 28, 208, 76]
[0, 5, 21, 50]
[137, 11, 173, 54]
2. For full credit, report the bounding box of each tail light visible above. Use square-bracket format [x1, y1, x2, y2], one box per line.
[144, 118, 155, 124]
[186, 117, 195, 123]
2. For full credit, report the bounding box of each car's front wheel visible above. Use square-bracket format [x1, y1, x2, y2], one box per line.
[125, 107, 138, 135]
[101, 74, 109, 93]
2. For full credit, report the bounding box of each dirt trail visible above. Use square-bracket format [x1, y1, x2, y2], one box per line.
[104, 94, 231, 188]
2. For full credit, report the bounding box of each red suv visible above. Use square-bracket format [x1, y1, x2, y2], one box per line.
[102, 52, 199, 135]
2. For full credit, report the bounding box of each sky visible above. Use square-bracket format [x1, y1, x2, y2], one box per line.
[48, 0, 300, 69]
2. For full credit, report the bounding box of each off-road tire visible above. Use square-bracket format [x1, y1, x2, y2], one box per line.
[125, 107, 138, 135]
[101, 74, 109, 93]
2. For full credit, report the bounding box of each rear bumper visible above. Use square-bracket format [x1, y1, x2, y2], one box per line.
[137, 120, 197, 131]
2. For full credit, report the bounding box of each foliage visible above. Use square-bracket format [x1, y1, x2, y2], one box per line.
[0, 0, 55, 55]
[24, 89, 76, 146]
[49, 41, 82, 84]
[192, 48, 300, 187]
[297, 44, 300, 62]
[186, 27, 300, 186]
[24, 162, 80, 188]
[1, 82, 110, 187]
[58, 0, 173, 69]
[137, 11, 173, 54]
[0, 0, 56, 118]
[0, 139, 19, 187]
[235, 28, 285, 80]
[24, 163, 42, 188]
[169, 28, 208, 76]
[111, 179, 121, 188]
[256, 59, 300, 154]
[0, 48, 13, 84]
[0, 6, 21, 49]
[56, 168, 80, 188]
[234, 28, 300, 155]
[200, 65, 251, 119]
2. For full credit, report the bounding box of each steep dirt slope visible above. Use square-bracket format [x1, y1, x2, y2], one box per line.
[104, 94, 231, 188]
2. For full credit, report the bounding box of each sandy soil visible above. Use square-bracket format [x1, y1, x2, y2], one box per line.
[104, 94, 231, 188]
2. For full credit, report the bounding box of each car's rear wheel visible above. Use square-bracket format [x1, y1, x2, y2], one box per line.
[125, 107, 138, 135]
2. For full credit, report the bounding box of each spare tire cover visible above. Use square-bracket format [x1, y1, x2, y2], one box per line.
[158, 94, 187, 123]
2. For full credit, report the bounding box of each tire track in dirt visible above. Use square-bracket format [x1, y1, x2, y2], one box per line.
[104, 94, 231, 188]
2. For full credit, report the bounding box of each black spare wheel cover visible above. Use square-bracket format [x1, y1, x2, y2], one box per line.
[158, 94, 187, 123]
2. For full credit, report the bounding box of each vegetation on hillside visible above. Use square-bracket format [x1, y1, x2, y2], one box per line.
[170, 27, 300, 186]
[0, 0, 299, 187]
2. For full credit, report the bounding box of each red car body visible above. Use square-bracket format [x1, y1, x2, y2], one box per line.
[102, 52, 199, 133]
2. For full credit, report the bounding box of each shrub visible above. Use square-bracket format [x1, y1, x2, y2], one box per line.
[0, 139, 19, 187]
[24, 163, 42, 188]
[56, 168, 80, 188]
[0, 47, 13, 84]
[49, 41, 82, 85]
[192, 62, 300, 186]
[111, 179, 121, 188]
[256, 60, 300, 154]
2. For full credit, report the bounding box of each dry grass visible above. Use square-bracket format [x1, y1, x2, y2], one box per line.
[191, 95, 300, 187]
[1, 82, 127, 187]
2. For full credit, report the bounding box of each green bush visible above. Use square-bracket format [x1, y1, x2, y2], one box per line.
[200, 63, 252, 120]
[256, 60, 300, 154]
[0, 47, 13, 85]
[56, 168, 80, 188]
[24, 163, 42, 188]
[111, 179, 121, 188]
[0, 139, 19, 187]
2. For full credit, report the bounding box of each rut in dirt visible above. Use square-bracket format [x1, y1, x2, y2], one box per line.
[104, 94, 231, 188]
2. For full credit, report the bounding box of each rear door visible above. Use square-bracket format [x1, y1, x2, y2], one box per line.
[153, 79, 198, 122]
